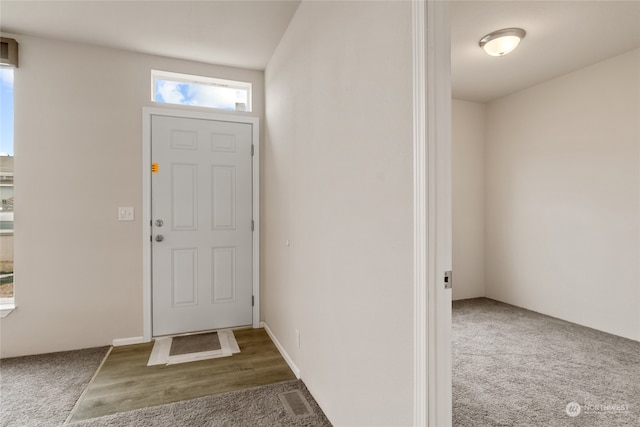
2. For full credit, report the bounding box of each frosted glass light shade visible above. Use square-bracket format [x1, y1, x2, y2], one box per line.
[479, 28, 526, 56]
[482, 35, 521, 56]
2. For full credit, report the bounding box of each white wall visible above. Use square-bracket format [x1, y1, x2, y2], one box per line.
[485, 49, 640, 341]
[264, 1, 414, 425]
[452, 99, 485, 300]
[0, 34, 264, 358]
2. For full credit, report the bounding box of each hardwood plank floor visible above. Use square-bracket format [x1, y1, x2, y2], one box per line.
[69, 328, 296, 422]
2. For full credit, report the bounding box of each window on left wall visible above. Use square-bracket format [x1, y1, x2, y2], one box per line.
[0, 67, 14, 306]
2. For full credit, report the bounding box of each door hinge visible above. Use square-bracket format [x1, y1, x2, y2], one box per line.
[252, 220, 255, 231]
[252, 295, 255, 306]
[251, 144, 254, 156]
[444, 271, 452, 289]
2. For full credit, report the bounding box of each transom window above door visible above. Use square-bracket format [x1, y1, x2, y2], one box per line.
[151, 70, 252, 112]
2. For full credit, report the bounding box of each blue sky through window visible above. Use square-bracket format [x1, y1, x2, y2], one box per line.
[155, 79, 248, 111]
[0, 68, 14, 156]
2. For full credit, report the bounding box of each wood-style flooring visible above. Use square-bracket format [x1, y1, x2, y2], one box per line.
[69, 328, 296, 423]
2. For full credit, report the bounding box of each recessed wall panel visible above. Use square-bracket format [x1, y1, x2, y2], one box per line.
[172, 163, 197, 230]
[211, 133, 237, 152]
[171, 129, 198, 150]
[172, 248, 198, 306]
[212, 166, 236, 230]
[212, 247, 236, 302]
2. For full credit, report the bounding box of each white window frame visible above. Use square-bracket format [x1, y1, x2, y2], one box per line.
[151, 70, 252, 112]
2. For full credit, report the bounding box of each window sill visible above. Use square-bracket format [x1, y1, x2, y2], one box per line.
[0, 303, 15, 318]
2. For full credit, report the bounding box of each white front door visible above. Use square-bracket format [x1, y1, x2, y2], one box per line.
[151, 115, 253, 336]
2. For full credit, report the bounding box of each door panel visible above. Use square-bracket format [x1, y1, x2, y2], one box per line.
[212, 166, 236, 229]
[152, 115, 253, 336]
[172, 248, 197, 306]
[172, 164, 198, 230]
[212, 247, 236, 302]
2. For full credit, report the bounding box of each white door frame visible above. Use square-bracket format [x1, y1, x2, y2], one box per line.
[413, 1, 452, 426]
[142, 107, 260, 341]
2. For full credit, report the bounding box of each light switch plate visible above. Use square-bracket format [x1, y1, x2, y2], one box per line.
[118, 207, 134, 221]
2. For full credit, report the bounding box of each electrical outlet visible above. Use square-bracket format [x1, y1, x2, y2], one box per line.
[118, 207, 134, 221]
[295, 328, 300, 349]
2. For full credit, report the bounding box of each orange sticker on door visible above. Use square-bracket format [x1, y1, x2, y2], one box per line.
[152, 163, 159, 173]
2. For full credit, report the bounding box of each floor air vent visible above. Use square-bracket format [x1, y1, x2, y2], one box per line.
[278, 390, 314, 418]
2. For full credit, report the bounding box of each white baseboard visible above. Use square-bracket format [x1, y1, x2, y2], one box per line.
[112, 336, 146, 346]
[261, 321, 300, 379]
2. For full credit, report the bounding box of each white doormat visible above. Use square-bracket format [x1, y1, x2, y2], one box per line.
[147, 329, 240, 366]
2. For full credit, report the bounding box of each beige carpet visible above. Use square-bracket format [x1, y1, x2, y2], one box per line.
[453, 298, 640, 426]
[0, 347, 109, 427]
[69, 380, 331, 426]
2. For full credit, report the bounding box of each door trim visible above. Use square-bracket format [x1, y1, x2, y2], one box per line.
[413, 1, 452, 425]
[142, 107, 260, 341]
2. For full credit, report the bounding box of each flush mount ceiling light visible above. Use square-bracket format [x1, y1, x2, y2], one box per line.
[479, 28, 526, 56]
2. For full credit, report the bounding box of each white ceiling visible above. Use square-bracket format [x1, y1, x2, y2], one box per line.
[0, 0, 301, 70]
[0, 1, 638, 101]
[452, 0, 640, 102]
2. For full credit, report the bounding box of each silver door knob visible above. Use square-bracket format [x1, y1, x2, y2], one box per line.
[155, 235, 164, 242]
[155, 219, 164, 227]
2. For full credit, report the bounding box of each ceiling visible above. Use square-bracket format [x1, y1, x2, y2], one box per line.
[0, 1, 638, 102]
[452, 0, 640, 102]
[0, 0, 302, 70]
